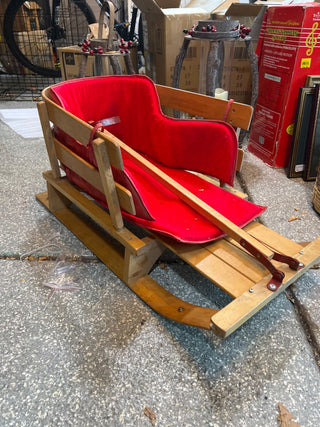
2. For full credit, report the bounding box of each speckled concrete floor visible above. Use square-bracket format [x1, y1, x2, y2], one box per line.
[0, 102, 320, 426]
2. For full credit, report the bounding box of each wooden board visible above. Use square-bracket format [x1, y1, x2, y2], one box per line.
[158, 221, 307, 300]
[210, 236, 320, 337]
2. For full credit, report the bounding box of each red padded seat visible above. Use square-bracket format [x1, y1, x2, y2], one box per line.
[50, 75, 266, 243]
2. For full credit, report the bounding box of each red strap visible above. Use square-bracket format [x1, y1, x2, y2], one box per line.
[88, 122, 104, 147]
[223, 99, 234, 122]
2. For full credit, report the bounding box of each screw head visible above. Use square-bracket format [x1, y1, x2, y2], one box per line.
[268, 283, 277, 291]
[249, 288, 254, 293]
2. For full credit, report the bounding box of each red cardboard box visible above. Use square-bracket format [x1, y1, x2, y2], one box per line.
[248, 3, 320, 167]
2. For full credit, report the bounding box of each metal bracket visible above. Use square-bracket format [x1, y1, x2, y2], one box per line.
[272, 252, 304, 270]
[240, 239, 304, 292]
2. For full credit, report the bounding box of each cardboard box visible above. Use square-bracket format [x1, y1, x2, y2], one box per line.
[0, 1, 41, 33]
[133, 0, 212, 92]
[133, 0, 266, 98]
[58, 46, 96, 80]
[0, 2, 43, 74]
[0, 1, 41, 56]
[248, 3, 320, 168]
[19, 1, 41, 31]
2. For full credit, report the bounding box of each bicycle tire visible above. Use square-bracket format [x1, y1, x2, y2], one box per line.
[4, 0, 96, 77]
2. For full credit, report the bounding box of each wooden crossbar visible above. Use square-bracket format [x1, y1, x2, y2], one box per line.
[156, 84, 253, 130]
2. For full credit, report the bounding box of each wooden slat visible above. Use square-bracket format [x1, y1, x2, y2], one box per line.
[42, 171, 145, 255]
[165, 220, 306, 300]
[211, 236, 320, 337]
[244, 222, 303, 256]
[161, 238, 255, 298]
[236, 148, 244, 172]
[204, 239, 267, 284]
[53, 138, 136, 216]
[93, 137, 124, 231]
[155, 84, 253, 130]
[44, 91, 92, 146]
[37, 101, 60, 178]
[54, 137, 101, 187]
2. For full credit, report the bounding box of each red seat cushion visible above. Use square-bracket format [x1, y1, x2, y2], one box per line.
[121, 156, 266, 242]
[50, 75, 266, 243]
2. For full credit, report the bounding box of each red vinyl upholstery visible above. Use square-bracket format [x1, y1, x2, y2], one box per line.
[50, 75, 266, 243]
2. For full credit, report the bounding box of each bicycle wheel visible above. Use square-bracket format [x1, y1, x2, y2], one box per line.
[4, 0, 96, 77]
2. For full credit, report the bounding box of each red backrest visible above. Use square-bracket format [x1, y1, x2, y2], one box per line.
[50, 75, 238, 221]
[50, 75, 238, 186]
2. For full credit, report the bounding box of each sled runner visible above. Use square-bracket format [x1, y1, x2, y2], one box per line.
[36, 75, 320, 337]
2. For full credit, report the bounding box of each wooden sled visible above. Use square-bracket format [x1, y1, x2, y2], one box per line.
[36, 76, 320, 338]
